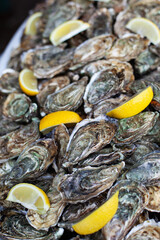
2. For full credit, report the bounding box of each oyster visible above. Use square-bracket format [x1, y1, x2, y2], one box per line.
[0, 117, 20, 136]
[2, 93, 37, 123]
[143, 116, 160, 144]
[0, 69, 21, 94]
[125, 219, 160, 240]
[102, 180, 149, 240]
[27, 171, 66, 230]
[125, 151, 160, 185]
[83, 65, 134, 114]
[105, 34, 149, 62]
[87, 8, 112, 38]
[0, 211, 63, 240]
[146, 185, 160, 212]
[114, 112, 159, 144]
[73, 35, 115, 67]
[22, 46, 74, 79]
[0, 119, 40, 163]
[40, 78, 87, 116]
[64, 116, 117, 168]
[37, 76, 70, 109]
[3, 138, 57, 184]
[58, 162, 125, 203]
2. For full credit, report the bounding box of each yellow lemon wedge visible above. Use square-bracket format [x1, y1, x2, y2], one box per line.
[107, 86, 153, 119]
[6, 183, 50, 214]
[25, 12, 42, 35]
[39, 111, 82, 134]
[49, 20, 90, 46]
[126, 17, 160, 45]
[72, 191, 119, 235]
[19, 69, 39, 96]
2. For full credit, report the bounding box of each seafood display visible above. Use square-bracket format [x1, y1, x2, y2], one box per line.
[1, 0, 160, 239]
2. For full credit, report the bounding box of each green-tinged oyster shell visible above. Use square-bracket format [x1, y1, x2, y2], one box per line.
[102, 180, 149, 240]
[0, 69, 21, 94]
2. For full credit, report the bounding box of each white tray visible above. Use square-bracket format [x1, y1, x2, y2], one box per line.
[0, 19, 27, 75]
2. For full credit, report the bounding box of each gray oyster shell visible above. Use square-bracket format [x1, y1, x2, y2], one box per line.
[40, 78, 87, 116]
[125, 219, 160, 240]
[3, 93, 37, 123]
[146, 185, 160, 212]
[102, 180, 149, 240]
[0, 211, 63, 240]
[113, 112, 159, 144]
[37, 76, 70, 109]
[3, 138, 57, 184]
[0, 119, 40, 163]
[83, 65, 134, 114]
[0, 117, 20, 136]
[73, 35, 115, 68]
[87, 8, 112, 38]
[58, 162, 125, 203]
[0, 69, 21, 94]
[22, 46, 74, 79]
[105, 34, 149, 62]
[125, 151, 160, 185]
[143, 116, 160, 144]
[27, 171, 66, 230]
[64, 116, 117, 168]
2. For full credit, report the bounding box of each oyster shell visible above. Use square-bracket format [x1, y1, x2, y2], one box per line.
[27, 171, 66, 230]
[0, 211, 63, 240]
[105, 34, 149, 62]
[143, 116, 160, 144]
[0, 69, 21, 94]
[87, 8, 112, 38]
[64, 116, 117, 168]
[125, 219, 160, 240]
[40, 78, 87, 116]
[102, 180, 149, 240]
[0, 119, 40, 163]
[4, 138, 57, 184]
[2, 93, 37, 123]
[146, 185, 160, 212]
[125, 151, 160, 185]
[58, 162, 125, 203]
[37, 76, 70, 109]
[97, 0, 128, 14]
[0, 117, 20, 136]
[22, 46, 74, 79]
[113, 112, 159, 144]
[73, 35, 115, 67]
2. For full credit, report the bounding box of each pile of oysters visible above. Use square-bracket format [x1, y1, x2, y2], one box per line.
[1, 0, 160, 239]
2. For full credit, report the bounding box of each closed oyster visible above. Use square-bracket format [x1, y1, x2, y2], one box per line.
[3, 93, 37, 123]
[37, 76, 70, 108]
[0, 119, 40, 163]
[146, 185, 160, 212]
[64, 116, 117, 168]
[27, 171, 66, 230]
[40, 78, 87, 116]
[125, 219, 160, 240]
[102, 180, 149, 240]
[58, 162, 125, 203]
[113, 112, 159, 144]
[134, 48, 160, 75]
[0, 69, 21, 94]
[73, 35, 115, 68]
[83, 66, 134, 114]
[22, 46, 74, 79]
[4, 138, 57, 184]
[125, 151, 160, 185]
[105, 34, 149, 62]
[0, 211, 63, 240]
[87, 8, 112, 38]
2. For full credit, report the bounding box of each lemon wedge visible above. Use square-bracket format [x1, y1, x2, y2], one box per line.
[6, 183, 50, 214]
[25, 12, 42, 35]
[39, 111, 82, 134]
[126, 17, 160, 45]
[107, 86, 153, 119]
[72, 191, 119, 235]
[19, 69, 39, 96]
[49, 20, 90, 46]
